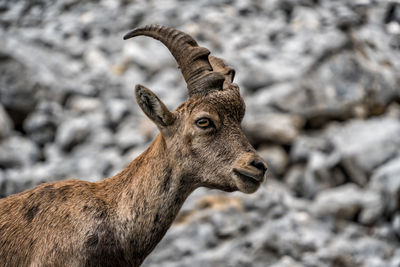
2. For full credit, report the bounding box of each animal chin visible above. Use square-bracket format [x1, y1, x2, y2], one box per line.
[233, 169, 261, 194]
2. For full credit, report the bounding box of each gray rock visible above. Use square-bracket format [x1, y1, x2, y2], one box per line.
[0, 104, 13, 140]
[68, 146, 122, 181]
[83, 47, 109, 71]
[284, 161, 344, 199]
[370, 156, 400, 214]
[115, 121, 146, 152]
[290, 135, 334, 163]
[327, 117, 400, 176]
[312, 184, 383, 223]
[89, 127, 114, 148]
[246, 210, 330, 265]
[270, 256, 304, 267]
[23, 101, 62, 145]
[391, 249, 400, 267]
[105, 99, 132, 127]
[392, 213, 400, 238]
[359, 191, 384, 225]
[0, 53, 40, 129]
[291, 117, 400, 191]
[0, 136, 40, 169]
[243, 113, 304, 145]
[55, 117, 91, 152]
[318, 234, 394, 267]
[270, 49, 399, 125]
[209, 209, 249, 239]
[66, 96, 102, 113]
[258, 145, 288, 176]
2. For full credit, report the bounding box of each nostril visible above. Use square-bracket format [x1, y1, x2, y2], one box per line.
[250, 158, 267, 174]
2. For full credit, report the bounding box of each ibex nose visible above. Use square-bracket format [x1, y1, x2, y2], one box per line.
[250, 158, 267, 177]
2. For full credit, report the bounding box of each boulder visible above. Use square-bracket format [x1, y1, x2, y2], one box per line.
[55, 117, 91, 152]
[243, 113, 304, 145]
[258, 145, 288, 176]
[370, 156, 400, 215]
[0, 136, 40, 169]
[23, 101, 63, 146]
[0, 104, 13, 140]
[312, 184, 383, 223]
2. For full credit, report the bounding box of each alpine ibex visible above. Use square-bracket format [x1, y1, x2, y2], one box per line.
[0, 25, 267, 267]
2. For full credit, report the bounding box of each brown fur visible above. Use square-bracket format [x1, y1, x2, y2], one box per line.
[0, 31, 267, 267]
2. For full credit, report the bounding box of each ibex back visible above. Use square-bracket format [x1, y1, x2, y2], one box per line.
[0, 25, 267, 267]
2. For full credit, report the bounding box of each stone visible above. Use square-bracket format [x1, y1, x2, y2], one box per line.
[0, 104, 13, 140]
[23, 101, 62, 145]
[115, 121, 146, 152]
[370, 156, 400, 215]
[0, 53, 40, 130]
[327, 117, 400, 175]
[0, 136, 40, 169]
[55, 117, 91, 152]
[105, 98, 132, 127]
[83, 47, 109, 71]
[257, 145, 288, 176]
[66, 96, 102, 113]
[243, 113, 304, 145]
[209, 209, 249, 239]
[270, 256, 304, 267]
[391, 249, 400, 267]
[392, 213, 400, 238]
[312, 184, 383, 223]
[68, 146, 122, 181]
[291, 117, 400, 190]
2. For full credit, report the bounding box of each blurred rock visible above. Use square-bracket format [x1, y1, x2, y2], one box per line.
[243, 113, 304, 145]
[0, 104, 13, 140]
[289, 117, 400, 192]
[115, 120, 146, 152]
[393, 213, 400, 239]
[55, 117, 91, 151]
[68, 146, 122, 181]
[66, 96, 102, 113]
[23, 101, 62, 145]
[284, 164, 307, 196]
[83, 48, 109, 71]
[312, 184, 383, 223]
[270, 256, 303, 267]
[312, 184, 362, 221]
[0, 53, 40, 130]
[271, 47, 399, 126]
[258, 145, 288, 176]
[210, 209, 249, 239]
[327, 117, 400, 177]
[105, 98, 132, 128]
[370, 156, 400, 215]
[0, 136, 40, 169]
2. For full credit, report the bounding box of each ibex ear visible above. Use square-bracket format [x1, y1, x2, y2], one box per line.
[135, 84, 175, 130]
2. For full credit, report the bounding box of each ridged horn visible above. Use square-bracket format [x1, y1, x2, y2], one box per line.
[123, 24, 225, 96]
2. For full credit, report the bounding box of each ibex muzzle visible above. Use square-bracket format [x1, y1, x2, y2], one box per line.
[0, 25, 267, 267]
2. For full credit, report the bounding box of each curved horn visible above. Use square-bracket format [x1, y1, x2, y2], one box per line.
[123, 24, 225, 96]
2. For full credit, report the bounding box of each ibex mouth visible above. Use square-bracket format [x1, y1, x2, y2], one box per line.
[233, 168, 264, 185]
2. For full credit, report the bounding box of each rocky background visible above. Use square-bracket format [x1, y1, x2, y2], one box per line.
[1, 0, 400, 266]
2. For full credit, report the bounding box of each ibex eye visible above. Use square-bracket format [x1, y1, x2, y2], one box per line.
[195, 118, 213, 129]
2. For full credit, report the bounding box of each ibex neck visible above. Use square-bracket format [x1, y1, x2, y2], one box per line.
[102, 134, 194, 264]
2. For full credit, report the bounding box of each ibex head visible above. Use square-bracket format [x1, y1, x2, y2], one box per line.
[124, 25, 267, 193]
